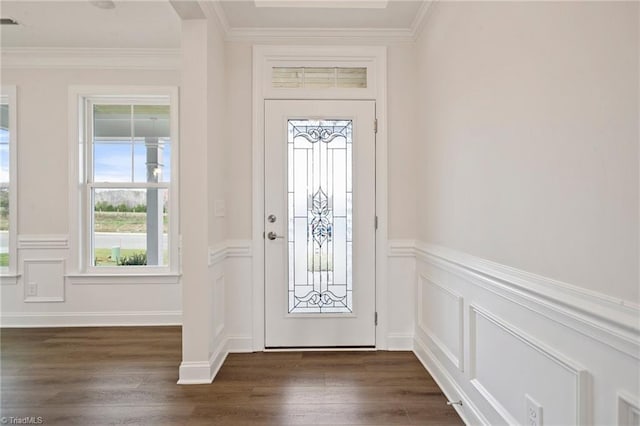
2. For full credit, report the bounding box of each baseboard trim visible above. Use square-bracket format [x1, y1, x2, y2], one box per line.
[177, 361, 214, 385]
[413, 336, 488, 426]
[227, 335, 254, 353]
[178, 335, 254, 385]
[178, 337, 228, 385]
[386, 333, 414, 350]
[0, 311, 182, 327]
[209, 336, 230, 384]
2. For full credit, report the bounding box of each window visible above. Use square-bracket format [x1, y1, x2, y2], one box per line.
[75, 89, 178, 274]
[272, 67, 367, 89]
[0, 86, 17, 277]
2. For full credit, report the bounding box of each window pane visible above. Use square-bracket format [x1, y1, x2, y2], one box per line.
[94, 105, 132, 138]
[287, 119, 353, 314]
[93, 142, 133, 182]
[133, 105, 170, 138]
[92, 188, 169, 267]
[0, 129, 8, 184]
[0, 109, 8, 269]
[162, 140, 171, 182]
[272, 67, 303, 88]
[272, 67, 367, 89]
[336, 67, 367, 88]
[133, 139, 171, 183]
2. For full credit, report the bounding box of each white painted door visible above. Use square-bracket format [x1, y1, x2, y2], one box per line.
[265, 100, 376, 348]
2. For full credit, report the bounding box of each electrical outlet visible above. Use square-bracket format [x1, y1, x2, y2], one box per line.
[526, 394, 543, 426]
[214, 199, 226, 217]
[26, 282, 38, 297]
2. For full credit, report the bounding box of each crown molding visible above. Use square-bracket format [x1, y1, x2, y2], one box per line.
[255, 0, 389, 8]
[199, 0, 231, 35]
[410, 0, 436, 41]
[225, 27, 415, 43]
[1, 47, 181, 70]
[200, 0, 433, 43]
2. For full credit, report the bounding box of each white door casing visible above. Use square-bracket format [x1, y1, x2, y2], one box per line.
[252, 46, 388, 351]
[264, 99, 376, 347]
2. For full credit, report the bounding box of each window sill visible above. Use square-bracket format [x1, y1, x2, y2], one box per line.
[0, 274, 21, 285]
[67, 273, 181, 286]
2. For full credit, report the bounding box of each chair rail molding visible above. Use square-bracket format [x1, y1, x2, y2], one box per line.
[406, 241, 640, 359]
[410, 239, 639, 425]
[18, 234, 69, 250]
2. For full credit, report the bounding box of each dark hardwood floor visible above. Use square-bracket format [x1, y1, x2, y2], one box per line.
[1, 326, 464, 425]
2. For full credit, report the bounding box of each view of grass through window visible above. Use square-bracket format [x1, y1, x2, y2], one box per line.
[1, 103, 10, 269]
[89, 102, 171, 267]
[93, 197, 169, 266]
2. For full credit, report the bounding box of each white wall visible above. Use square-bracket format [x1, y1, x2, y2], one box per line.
[208, 20, 228, 246]
[0, 67, 182, 326]
[224, 42, 253, 240]
[222, 41, 418, 241]
[410, 2, 640, 425]
[416, 1, 639, 303]
[387, 42, 418, 239]
[4, 68, 179, 235]
[218, 41, 418, 350]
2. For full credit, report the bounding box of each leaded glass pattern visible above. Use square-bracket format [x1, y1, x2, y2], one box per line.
[288, 119, 353, 314]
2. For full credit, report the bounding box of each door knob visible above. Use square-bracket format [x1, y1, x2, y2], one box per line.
[267, 231, 284, 240]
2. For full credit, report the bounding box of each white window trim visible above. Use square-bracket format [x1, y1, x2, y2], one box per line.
[68, 86, 180, 281]
[251, 46, 388, 350]
[0, 86, 18, 282]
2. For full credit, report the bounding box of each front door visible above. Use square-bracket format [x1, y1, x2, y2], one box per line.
[264, 100, 376, 348]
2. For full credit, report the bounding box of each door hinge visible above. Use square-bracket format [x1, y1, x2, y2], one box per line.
[375, 216, 378, 230]
[375, 312, 378, 326]
[374, 118, 378, 134]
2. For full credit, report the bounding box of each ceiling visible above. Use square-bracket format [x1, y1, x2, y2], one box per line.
[0, 0, 428, 48]
[217, 1, 425, 30]
[0, 1, 182, 48]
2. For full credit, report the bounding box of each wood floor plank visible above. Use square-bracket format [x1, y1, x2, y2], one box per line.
[1, 327, 464, 425]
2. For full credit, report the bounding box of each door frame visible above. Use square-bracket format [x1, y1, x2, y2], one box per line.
[251, 45, 388, 350]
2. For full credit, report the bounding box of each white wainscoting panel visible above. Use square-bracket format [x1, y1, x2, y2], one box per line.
[180, 240, 253, 385]
[409, 241, 639, 426]
[23, 259, 66, 303]
[213, 272, 225, 341]
[2, 234, 182, 327]
[386, 244, 416, 350]
[417, 274, 463, 370]
[1, 311, 181, 327]
[469, 305, 588, 425]
[224, 240, 254, 350]
[206, 242, 228, 384]
[618, 391, 640, 426]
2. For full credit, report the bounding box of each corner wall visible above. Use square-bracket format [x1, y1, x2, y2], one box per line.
[0, 66, 182, 326]
[410, 2, 640, 424]
[416, 1, 639, 302]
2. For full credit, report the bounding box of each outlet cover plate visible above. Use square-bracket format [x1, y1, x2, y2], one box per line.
[526, 394, 543, 426]
[26, 282, 37, 297]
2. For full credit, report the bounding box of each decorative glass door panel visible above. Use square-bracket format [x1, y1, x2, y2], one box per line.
[288, 119, 352, 314]
[265, 100, 375, 348]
